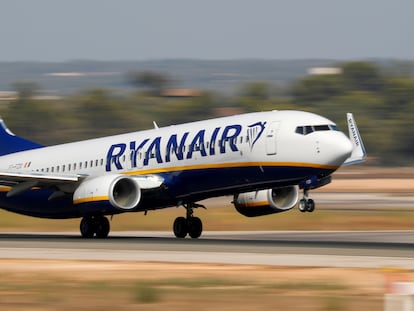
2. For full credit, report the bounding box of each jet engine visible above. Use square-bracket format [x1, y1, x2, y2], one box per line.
[234, 186, 299, 217]
[73, 175, 141, 210]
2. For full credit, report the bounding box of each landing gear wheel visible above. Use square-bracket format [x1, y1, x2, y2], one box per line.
[95, 216, 110, 238]
[80, 217, 95, 238]
[299, 189, 316, 213]
[306, 199, 315, 212]
[173, 216, 188, 238]
[299, 199, 307, 213]
[80, 216, 111, 238]
[188, 217, 203, 239]
[173, 203, 205, 239]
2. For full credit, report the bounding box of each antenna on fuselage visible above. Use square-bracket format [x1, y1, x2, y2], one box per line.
[153, 121, 159, 129]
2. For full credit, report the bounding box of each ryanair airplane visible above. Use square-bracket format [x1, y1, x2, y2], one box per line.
[0, 110, 365, 238]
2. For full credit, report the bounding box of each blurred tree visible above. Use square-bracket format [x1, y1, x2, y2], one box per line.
[387, 100, 414, 164]
[341, 62, 384, 92]
[12, 82, 39, 100]
[291, 75, 344, 103]
[4, 82, 51, 143]
[382, 77, 414, 112]
[75, 88, 130, 138]
[126, 71, 171, 96]
[240, 82, 270, 100]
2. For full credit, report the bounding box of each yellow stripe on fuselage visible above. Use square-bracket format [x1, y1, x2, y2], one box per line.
[123, 161, 339, 176]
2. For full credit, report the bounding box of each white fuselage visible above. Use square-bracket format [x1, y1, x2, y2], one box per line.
[0, 110, 351, 178]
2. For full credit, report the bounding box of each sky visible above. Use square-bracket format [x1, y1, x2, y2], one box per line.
[0, 0, 413, 62]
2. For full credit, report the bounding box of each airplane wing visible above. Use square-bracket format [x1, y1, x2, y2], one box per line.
[0, 171, 82, 184]
[0, 170, 85, 197]
[0, 170, 164, 198]
[343, 113, 367, 166]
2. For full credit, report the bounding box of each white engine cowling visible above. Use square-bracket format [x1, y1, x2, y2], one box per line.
[234, 186, 299, 217]
[73, 175, 141, 210]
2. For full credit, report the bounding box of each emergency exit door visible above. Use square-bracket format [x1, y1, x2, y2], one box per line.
[265, 122, 279, 155]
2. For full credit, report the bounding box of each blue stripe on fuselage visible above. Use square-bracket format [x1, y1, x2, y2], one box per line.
[0, 164, 334, 219]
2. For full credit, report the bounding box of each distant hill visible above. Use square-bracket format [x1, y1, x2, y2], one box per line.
[0, 59, 412, 94]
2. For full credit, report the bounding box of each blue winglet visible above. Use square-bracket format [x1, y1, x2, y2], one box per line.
[0, 118, 43, 156]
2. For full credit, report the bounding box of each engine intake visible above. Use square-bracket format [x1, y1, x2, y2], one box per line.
[234, 186, 299, 217]
[73, 175, 141, 210]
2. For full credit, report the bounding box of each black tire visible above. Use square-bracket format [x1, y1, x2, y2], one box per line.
[306, 199, 315, 212]
[95, 216, 110, 238]
[299, 199, 307, 213]
[188, 217, 203, 239]
[80, 217, 95, 238]
[173, 217, 188, 238]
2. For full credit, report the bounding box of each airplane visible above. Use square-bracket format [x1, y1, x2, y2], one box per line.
[0, 110, 365, 238]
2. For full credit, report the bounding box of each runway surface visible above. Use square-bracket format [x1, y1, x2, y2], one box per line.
[1, 230, 414, 269]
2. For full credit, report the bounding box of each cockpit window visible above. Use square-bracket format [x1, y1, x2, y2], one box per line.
[295, 126, 304, 135]
[314, 125, 330, 131]
[295, 124, 339, 135]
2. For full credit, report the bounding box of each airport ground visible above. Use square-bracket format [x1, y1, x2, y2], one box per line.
[0, 167, 413, 310]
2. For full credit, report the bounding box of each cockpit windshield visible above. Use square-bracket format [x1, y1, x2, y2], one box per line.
[295, 124, 339, 135]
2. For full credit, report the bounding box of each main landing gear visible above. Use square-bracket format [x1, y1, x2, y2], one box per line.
[80, 216, 110, 238]
[173, 203, 204, 239]
[298, 189, 315, 213]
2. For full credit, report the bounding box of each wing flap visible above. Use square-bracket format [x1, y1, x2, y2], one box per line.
[0, 171, 82, 184]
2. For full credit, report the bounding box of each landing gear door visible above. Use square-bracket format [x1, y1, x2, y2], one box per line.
[266, 121, 280, 155]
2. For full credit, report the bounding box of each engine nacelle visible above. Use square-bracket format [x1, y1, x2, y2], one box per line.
[234, 186, 299, 217]
[73, 175, 141, 210]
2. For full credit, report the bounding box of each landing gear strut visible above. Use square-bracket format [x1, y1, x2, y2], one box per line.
[173, 203, 204, 239]
[80, 216, 110, 238]
[298, 189, 315, 213]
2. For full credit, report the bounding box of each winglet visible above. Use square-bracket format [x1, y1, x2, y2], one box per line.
[0, 117, 43, 156]
[343, 113, 367, 165]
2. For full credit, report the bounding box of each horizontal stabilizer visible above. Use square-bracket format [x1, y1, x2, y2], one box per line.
[343, 113, 367, 165]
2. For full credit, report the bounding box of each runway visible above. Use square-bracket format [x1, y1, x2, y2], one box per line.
[1, 231, 414, 268]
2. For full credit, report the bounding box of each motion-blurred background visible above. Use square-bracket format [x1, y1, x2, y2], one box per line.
[0, 1, 413, 167]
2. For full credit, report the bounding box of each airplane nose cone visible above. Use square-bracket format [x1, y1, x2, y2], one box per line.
[318, 132, 353, 166]
[332, 134, 353, 165]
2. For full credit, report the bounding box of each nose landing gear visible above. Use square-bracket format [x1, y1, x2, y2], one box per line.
[298, 189, 315, 213]
[173, 202, 204, 239]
